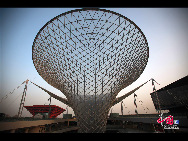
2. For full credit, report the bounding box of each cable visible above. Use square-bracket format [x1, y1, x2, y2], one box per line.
[0, 81, 26, 104]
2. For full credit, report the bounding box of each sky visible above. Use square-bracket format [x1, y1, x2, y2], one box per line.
[0, 8, 188, 117]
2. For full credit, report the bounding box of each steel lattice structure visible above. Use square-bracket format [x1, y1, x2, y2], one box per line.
[32, 8, 149, 133]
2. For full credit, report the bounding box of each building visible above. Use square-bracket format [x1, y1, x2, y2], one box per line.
[150, 75, 188, 131]
[24, 105, 66, 118]
[150, 75, 188, 116]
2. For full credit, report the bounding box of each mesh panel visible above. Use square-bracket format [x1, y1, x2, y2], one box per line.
[32, 8, 149, 133]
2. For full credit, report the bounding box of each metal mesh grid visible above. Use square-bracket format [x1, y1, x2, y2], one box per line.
[32, 8, 149, 132]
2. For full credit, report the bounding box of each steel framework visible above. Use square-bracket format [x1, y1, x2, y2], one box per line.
[24, 105, 66, 118]
[32, 8, 149, 133]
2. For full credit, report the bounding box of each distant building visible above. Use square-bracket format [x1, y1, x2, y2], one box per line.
[33, 113, 43, 119]
[150, 75, 188, 115]
[24, 105, 66, 119]
[0, 113, 5, 120]
[109, 113, 119, 118]
[63, 114, 72, 119]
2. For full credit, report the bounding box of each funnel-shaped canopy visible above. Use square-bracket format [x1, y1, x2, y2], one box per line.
[32, 8, 149, 132]
[32, 8, 149, 99]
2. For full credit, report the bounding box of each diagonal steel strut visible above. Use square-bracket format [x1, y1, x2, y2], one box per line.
[112, 79, 151, 106]
[30, 81, 71, 107]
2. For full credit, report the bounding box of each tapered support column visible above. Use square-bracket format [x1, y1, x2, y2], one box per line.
[71, 95, 111, 133]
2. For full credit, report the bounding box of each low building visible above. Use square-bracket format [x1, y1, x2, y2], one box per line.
[150, 75, 188, 116]
[24, 105, 66, 119]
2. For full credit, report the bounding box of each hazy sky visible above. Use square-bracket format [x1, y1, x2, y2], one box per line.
[0, 8, 188, 117]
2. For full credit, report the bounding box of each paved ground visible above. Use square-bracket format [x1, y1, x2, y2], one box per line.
[118, 128, 154, 133]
